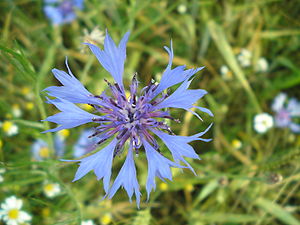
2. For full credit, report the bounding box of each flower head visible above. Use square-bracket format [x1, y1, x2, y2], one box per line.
[220, 65, 233, 80]
[231, 139, 242, 150]
[31, 134, 65, 161]
[100, 213, 112, 225]
[0, 196, 31, 225]
[1, 121, 18, 136]
[81, 220, 95, 225]
[177, 4, 187, 14]
[237, 48, 252, 68]
[43, 31, 212, 207]
[255, 57, 268, 73]
[44, 0, 84, 25]
[43, 182, 61, 198]
[73, 129, 100, 158]
[254, 113, 274, 134]
[12, 104, 22, 118]
[83, 27, 105, 46]
[272, 93, 300, 133]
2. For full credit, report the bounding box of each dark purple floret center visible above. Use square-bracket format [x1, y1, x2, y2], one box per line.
[59, 0, 74, 15]
[275, 109, 291, 127]
[89, 75, 177, 157]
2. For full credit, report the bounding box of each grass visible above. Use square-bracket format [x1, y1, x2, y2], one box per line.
[0, 0, 300, 224]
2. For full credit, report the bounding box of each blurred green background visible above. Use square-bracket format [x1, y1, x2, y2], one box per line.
[0, 0, 300, 224]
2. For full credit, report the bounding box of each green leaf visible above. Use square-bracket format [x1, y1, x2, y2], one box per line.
[132, 209, 151, 225]
[190, 212, 259, 223]
[255, 198, 300, 225]
[0, 44, 36, 81]
[193, 180, 218, 207]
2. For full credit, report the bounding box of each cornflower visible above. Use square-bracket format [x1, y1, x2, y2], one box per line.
[43, 31, 212, 207]
[44, 0, 84, 25]
[272, 93, 300, 133]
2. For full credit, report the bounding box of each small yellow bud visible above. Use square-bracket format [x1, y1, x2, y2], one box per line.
[25, 102, 34, 110]
[101, 213, 112, 225]
[159, 182, 168, 191]
[231, 139, 242, 150]
[42, 208, 50, 217]
[185, 184, 194, 192]
[58, 129, 70, 138]
[21, 87, 30, 95]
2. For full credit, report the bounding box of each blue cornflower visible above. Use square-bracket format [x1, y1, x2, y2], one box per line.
[44, 0, 84, 25]
[73, 129, 100, 158]
[43, 31, 212, 207]
[272, 93, 300, 133]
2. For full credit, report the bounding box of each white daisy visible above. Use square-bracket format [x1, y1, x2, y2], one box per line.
[220, 65, 233, 80]
[0, 121, 18, 136]
[43, 182, 61, 198]
[255, 57, 268, 72]
[177, 4, 187, 14]
[231, 139, 242, 150]
[12, 105, 22, 118]
[0, 196, 31, 225]
[83, 27, 105, 46]
[81, 220, 95, 225]
[237, 48, 252, 67]
[254, 113, 274, 133]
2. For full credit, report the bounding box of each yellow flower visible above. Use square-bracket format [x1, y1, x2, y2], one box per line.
[43, 183, 61, 198]
[231, 139, 242, 150]
[101, 213, 112, 225]
[25, 102, 34, 110]
[2, 121, 18, 136]
[58, 129, 70, 138]
[39, 147, 50, 158]
[12, 104, 22, 118]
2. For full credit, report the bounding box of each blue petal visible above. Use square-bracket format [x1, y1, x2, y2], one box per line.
[54, 133, 65, 157]
[61, 12, 77, 24]
[44, 6, 64, 25]
[193, 106, 214, 117]
[73, 129, 99, 158]
[289, 122, 300, 133]
[44, 59, 101, 105]
[142, 139, 184, 200]
[42, 97, 101, 133]
[45, 0, 59, 3]
[106, 148, 141, 207]
[287, 98, 300, 117]
[154, 79, 207, 111]
[85, 31, 130, 88]
[73, 0, 84, 9]
[151, 41, 204, 98]
[271, 93, 287, 113]
[151, 124, 212, 175]
[66, 139, 117, 193]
